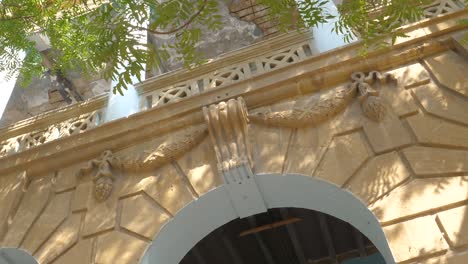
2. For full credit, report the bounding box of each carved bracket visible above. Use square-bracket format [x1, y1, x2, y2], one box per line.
[204, 97, 267, 218]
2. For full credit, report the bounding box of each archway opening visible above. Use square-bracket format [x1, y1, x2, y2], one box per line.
[140, 174, 395, 264]
[180, 207, 385, 264]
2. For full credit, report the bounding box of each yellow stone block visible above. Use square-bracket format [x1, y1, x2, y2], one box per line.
[176, 138, 222, 196]
[120, 194, 171, 240]
[371, 176, 468, 224]
[23, 191, 72, 253]
[413, 83, 468, 126]
[2, 176, 52, 247]
[283, 124, 332, 176]
[35, 213, 82, 263]
[424, 51, 468, 98]
[315, 132, 371, 186]
[383, 215, 447, 263]
[249, 123, 292, 174]
[346, 151, 410, 204]
[407, 114, 468, 148]
[53, 239, 93, 264]
[437, 204, 468, 248]
[94, 232, 147, 264]
[403, 146, 468, 176]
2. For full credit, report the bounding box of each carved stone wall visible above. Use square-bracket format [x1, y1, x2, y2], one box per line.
[0, 15, 468, 264]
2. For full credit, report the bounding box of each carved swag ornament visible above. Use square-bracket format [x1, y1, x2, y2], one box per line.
[77, 126, 207, 201]
[249, 71, 394, 127]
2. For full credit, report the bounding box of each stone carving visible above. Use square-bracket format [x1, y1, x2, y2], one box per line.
[62, 110, 102, 136]
[0, 138, 17, 157]
[77, 150, 121, 202]
[121, 125, 208, 172]
[249, 85, 357, 128]
[206, 64, 250, 89]
[249, 71, 395, 127]
[143, 41, 313, 110]
[351, 71, 395, 122]
[203, 97, 251, 174]
[0, 110, 102, 159]
[423, 0, 465, 18]
[203, 97, 267, 217]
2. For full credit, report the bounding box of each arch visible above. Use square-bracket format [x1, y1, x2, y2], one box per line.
[0, 248, 38, 264]
[140, 173, 396, 264]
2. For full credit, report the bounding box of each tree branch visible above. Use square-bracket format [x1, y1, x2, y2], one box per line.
[143, 0, 208, 35]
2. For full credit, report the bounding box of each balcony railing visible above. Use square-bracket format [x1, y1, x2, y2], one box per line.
[0, 0, 465, 159]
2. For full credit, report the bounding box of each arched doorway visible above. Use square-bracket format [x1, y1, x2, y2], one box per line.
[180, 207, 385, 263]
[140, 174, 395, 264]
[0, 248, 38, 264]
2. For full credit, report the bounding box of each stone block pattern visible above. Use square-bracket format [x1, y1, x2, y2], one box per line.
[248, 50, 468, 263]
[0, 133, 217, 264]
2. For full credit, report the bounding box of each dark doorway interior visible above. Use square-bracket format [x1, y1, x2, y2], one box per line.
[180, 207, 385, 264]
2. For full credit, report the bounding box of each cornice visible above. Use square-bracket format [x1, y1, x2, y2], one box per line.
[0, 9, 466, 177]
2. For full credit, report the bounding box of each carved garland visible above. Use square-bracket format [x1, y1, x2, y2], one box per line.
[249, 71, 394, 127]
[120, 125, 208, 172]
[76, 126, 207, 201]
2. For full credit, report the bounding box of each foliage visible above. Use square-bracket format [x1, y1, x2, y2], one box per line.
[0, 0, 458, 94]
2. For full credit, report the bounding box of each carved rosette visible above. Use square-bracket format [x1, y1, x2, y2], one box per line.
[248, 85, 357, 128]
[77, 150, 121, 202]
[351, 71, 395, 122]
[121, 125, 208, 172]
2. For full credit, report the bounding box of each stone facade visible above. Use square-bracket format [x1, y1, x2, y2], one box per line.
[0, 5, 467, 264]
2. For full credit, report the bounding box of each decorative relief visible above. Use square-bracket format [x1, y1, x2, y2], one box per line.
[203, 97, 267, 218]
[249, 71, 395, 127]
[0, 138, 18, 156]
[61, 110, 102, 136]
[0, 110, 102, 159]
[351, 71, 395, 122]
[257, 46, 305, 72]
[205, 64, 251, 89]
[121, 125, 208, 172]
[423, 0, 465, 18]
[249, 85, 357, 128]
[77, 150, 121, 202]
[147, 83, 200, 108]
[203, 98, 251, 175]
